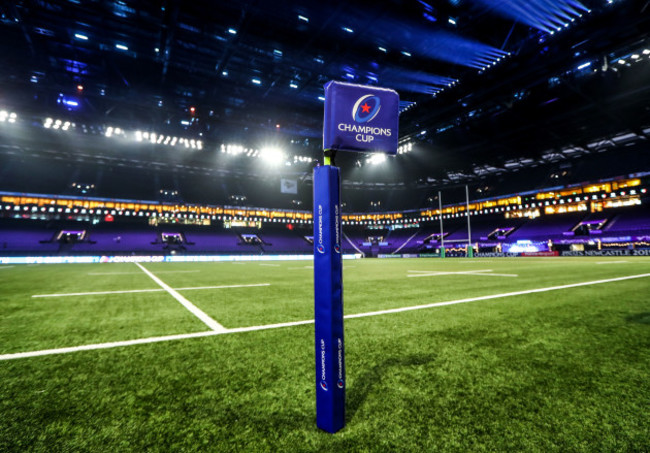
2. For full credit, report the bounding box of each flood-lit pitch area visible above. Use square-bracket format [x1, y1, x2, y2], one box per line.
[1, 257, 649, 451]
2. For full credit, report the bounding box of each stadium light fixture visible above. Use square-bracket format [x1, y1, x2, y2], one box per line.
[74, 33, 88, 40]
[367, 154, 387, 165]
[115, 44, 129, 51]
[259, 147, 285, 164]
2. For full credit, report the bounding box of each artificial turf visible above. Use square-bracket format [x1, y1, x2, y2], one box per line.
[1, 257, 649, 452]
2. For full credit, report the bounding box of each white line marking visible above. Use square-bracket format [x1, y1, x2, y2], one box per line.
[156, 270, 201, 274]
[135, 262, 226, 332]
[32, 283, 270, 298]
[88, 272, 141, 275]
[407, 269, 518, 277]
[408, 269, 492, 273]
[88, 270, 201, 275]
[0, 331, 219, 360]
[596, 261, 629, 265]
[227, 319, 315, 334]
[176, 283, 270, 291]
[4, 272, 650, 361]
[259, 264, 280, 267]
[0, 266, 15, 270]
[33, 288, 164, 298]
[347, 272, 650, 319]
[456, 260, 495, 263]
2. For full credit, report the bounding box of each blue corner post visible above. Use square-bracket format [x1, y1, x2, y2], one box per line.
[313, 164, 345, 433]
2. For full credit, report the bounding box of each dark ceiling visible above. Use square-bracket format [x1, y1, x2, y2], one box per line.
[0, 0, 649, 187]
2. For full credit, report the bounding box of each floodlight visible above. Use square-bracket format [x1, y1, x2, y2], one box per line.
[259, 147, 285, 164]
[367, 154, 387, 165]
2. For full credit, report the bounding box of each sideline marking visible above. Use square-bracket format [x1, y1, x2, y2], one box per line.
[32, 283, 270, 298]
[88, 270, 201, 275]
[259, 264, 280, 267]
[33, 288, 163, 298]
[0, 266, 15, 270]
[135, 262, 226, 332]
[407, 270, 518, 278]
[176, 283, 270, 291]
[596, 261, 629, 265]
[4, 272, 650, 361]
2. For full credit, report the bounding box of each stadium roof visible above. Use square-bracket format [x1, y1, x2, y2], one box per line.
[0, 0, 649, 186]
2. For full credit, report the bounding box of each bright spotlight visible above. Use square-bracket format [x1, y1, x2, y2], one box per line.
[367, 153, 387, 165]
[259, 147, 285, 164]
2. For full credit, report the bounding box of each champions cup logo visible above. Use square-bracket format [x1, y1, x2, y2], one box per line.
[317, 205, 325, 254]
[352, 95, 381, 123]
[334, 244, 340, 254]
[320, 339, 328, 391]
[337, 379, 344, 389]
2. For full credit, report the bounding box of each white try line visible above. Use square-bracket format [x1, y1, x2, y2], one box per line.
[88, 270, 201, 275]
[134, 262, 226, 332]
[407, 269, 518, 278]
[31, 283, 270, 298]
[596, 261, 629, 265]
[3, 272, 650, 361]
[259, 264, 280, 267]
[0, 265, 15, 270]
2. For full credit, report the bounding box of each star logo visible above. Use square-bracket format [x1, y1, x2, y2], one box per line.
[352, 95, 381, 123]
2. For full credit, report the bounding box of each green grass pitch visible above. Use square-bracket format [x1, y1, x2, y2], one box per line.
[1, 257, 649, 452]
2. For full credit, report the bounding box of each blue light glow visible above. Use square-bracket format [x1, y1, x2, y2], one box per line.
[472, 0, 588, 34]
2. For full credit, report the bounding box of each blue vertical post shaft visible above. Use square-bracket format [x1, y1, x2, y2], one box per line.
[313, 165, 345, 433]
